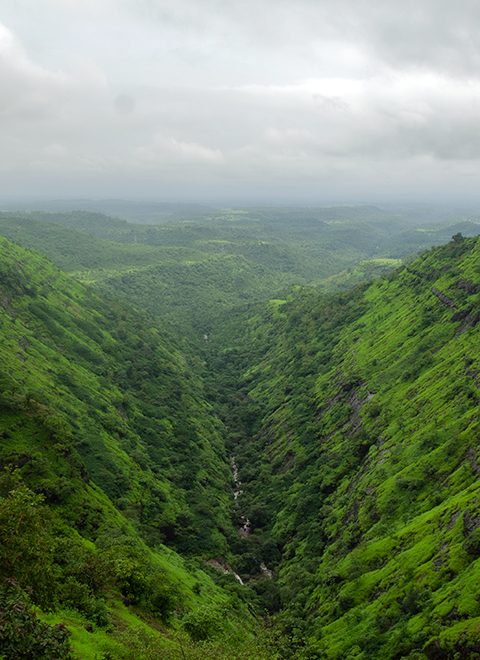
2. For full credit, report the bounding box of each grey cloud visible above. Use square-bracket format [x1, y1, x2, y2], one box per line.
[1, 1, 480, 202]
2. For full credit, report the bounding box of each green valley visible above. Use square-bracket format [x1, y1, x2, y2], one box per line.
[0, 207, 479, 658]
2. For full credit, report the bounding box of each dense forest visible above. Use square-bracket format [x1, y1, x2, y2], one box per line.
[0, 207, 479, 658]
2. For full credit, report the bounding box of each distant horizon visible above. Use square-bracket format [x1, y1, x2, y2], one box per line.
[2, 197, 480, 212]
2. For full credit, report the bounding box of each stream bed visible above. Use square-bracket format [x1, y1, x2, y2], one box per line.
[231, 455, 273, 579]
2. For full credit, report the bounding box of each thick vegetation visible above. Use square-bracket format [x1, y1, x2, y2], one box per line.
[0, 208, 479, 658]
[0, 236, 269, 658]
[2, 208, 477, 337]
[222, 234, 480, 657]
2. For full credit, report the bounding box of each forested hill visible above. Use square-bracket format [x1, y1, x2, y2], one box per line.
[220, 234, 480, 657]
[1, 211, 480, 658]
[0, 236, 271, 658]
[1, 208, 478, 338]
[0, 235, 235, 553]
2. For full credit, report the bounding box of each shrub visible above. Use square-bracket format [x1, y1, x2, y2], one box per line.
[0, 579, 72, 659]
[148, 577, 178, 621]
[0, 481, 56, 609]
[182, 605, 225, 641]
[58, 577, 110, 627]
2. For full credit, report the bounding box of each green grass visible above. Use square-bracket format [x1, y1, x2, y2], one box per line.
[218, 235, 480, 657]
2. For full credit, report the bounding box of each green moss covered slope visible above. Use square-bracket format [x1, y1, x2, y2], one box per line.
[227, 235, 480, 658]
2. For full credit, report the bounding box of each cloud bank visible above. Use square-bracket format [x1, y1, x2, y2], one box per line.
[1, 0, 480, 202]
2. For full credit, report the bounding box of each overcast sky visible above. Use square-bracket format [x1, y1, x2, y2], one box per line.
[2, 0, 480, 204]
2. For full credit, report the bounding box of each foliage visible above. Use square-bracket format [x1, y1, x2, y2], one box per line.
[0, 477, 57, 609]
[0, 235, 256, 658]
[0, 579, 72, 659]
[2, 207, 477, 341]
[221, 235, 480, 657]
[1, 209, 480, 658]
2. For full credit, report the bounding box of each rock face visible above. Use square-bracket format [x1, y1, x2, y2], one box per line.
[231, 457, 253, 536]
[239, 516, 252, 538]
[260, 562, 273, 579]
[205, 559, 244, 585]
[431, 286, 456, 308]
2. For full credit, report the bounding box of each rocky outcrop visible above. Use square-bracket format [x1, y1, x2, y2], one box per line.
[431, 287, 456, 308]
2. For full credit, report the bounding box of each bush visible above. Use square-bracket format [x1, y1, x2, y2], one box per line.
[182, 605, 225, 641]
[148, 577, 178, 621]
[0, 480, 56, 609]
[97, 534, 180, 619]
[0, 579, 72, 659]
[58, 578, 110, 627]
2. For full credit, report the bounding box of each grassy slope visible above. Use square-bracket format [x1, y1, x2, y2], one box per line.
[227, 235, 480, 658]
[0, 236, 271, 658]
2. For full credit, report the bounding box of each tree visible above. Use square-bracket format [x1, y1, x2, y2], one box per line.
[0, 479, 56, 608]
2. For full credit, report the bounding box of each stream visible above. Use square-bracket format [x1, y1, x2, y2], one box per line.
[231, 456, 273, 579]
[231, 456, 253, 537]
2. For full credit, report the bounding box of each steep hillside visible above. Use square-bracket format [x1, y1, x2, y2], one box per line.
[2, 214, 480, 658]
[0, 236, 270, 658]
[0, 235, 235, 552]
[219, 234, 480, 658]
